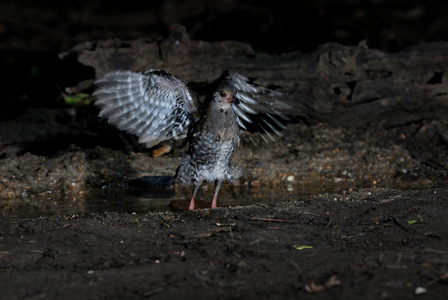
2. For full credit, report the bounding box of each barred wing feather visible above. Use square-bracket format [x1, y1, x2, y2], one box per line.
[93, 70, 198, 148]
[225, 72, 291, 142]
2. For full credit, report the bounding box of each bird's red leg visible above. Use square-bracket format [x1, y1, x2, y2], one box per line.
[211, 180, 223, 208]
[189, 196, 195, 210]
[189, 180, 203, 210]
[211, 195, 217, 209]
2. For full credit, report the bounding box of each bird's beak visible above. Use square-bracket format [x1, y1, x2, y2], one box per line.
[226, 95, 233, 103]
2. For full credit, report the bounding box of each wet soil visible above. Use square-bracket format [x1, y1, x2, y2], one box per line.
[1, 116, 447, 299]
[1, 119, 447, 214]
[1, 188, 448, 299]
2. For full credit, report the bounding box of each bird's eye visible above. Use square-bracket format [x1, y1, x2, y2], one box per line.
[219, 90, 227, 98]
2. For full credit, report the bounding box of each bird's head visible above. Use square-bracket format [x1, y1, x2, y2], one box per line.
[213, 87, 239, 108]
[208, 72, 241, 110]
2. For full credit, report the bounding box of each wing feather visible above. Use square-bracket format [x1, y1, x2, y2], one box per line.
[94, 70, 198, 148]
[220, 71, 291, 142]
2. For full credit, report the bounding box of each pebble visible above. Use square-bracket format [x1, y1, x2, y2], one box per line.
[414, 287, 427, 295]
[250, 180, 261, 187]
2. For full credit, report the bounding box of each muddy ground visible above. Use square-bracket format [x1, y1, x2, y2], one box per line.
[1, 1, 448, 299]
[1, 189, 448, 299]
[1, 115, 448, 299]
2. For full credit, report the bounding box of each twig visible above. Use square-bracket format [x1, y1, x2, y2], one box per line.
[251, 217, 301, 223]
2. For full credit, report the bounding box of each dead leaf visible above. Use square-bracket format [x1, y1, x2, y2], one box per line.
[152, 145, 171, 157]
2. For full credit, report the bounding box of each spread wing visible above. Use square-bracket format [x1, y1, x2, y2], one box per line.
[93, 70, 198, 148]
[224, 71, 291, 143]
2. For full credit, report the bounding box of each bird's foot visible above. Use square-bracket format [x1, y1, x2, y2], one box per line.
[189, 197, 195, 210]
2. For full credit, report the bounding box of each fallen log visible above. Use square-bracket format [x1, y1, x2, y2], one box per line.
[63, 24, 448, 128]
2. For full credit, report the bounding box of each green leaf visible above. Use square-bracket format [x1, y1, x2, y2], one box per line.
[62, 93, 92, 106]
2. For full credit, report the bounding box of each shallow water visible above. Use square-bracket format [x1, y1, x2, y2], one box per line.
[1, 175, 439, 218]
[1, 174, 355, 217]
[0, 185, 301, 218]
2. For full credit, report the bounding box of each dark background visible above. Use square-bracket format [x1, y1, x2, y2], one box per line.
[1, 0, 447, 118]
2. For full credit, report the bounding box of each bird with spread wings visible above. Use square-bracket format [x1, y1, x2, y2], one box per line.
[94, 70, 290, 209]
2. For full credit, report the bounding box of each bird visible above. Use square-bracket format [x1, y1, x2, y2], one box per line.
[93, 69, 290, 210]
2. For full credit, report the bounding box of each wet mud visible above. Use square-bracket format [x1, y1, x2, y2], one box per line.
[1, 189, 448, 299]
[1, 117, 448, 299]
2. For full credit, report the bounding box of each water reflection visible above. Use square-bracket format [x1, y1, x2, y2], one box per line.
[0, 176, 311, 217]
[2, 174, 429, 217]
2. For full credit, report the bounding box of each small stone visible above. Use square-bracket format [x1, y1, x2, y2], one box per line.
[287, 175, 295, 182]
[415, 287, 427, 295]
[250, 180, 261, 187]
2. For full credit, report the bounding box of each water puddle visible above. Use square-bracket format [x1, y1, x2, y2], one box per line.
[0, 175, 361, 218]
[2, 175, 439, 218]
[0, 186, 299, 218]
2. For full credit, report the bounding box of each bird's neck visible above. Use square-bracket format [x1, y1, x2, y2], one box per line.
[200, 105, 239, 141]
